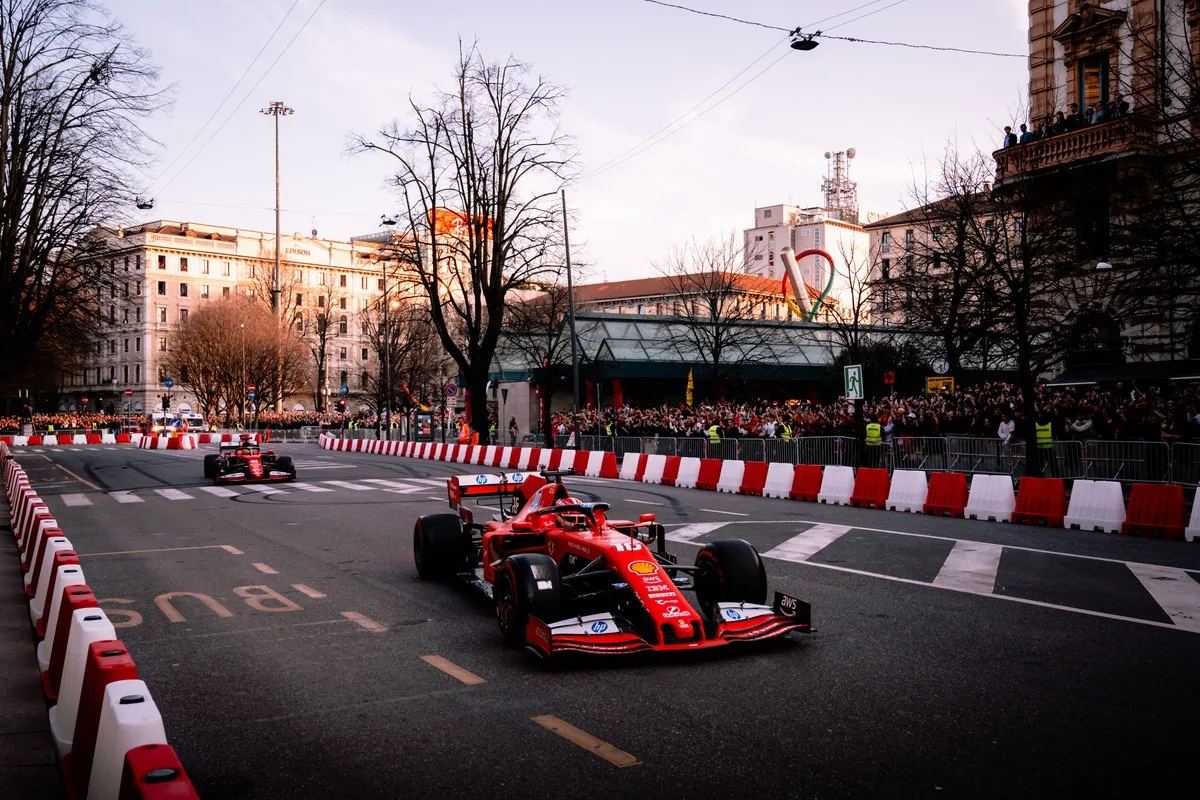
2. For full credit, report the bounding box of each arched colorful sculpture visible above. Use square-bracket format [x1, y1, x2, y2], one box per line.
[780, 246, 836, 322]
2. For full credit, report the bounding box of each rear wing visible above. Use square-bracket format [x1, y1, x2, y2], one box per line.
[447, 471, 534, 511]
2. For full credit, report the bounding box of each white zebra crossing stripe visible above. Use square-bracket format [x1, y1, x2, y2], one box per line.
[155, 488, 193, 501]
[200, 486, 239, 498]
[932, 540, 1004, 594]
[320, 480, 375, 491]
[109, 492, 144, 504]
[665, 522, 730, 543]
[61, 493, 93, 507]
[69, 448, 84, 452]
[288, 482, 334, 492]
[1126, 562, 1200, 633]
[242, 484, 287, 494]
[762, 524, 851, 563]
[407, 478, 450, 487]
[361, 479, 422, 493]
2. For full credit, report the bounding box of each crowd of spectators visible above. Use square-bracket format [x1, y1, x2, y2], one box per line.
[0, 409, 377, 433]
[1003, 97, 1132, 148]
[550, 381, 1200, 445]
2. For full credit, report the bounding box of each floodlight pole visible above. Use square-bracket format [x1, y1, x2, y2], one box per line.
[562, 189, 581, 449]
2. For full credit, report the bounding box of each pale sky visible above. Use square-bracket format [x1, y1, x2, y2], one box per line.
[114, 0, 1030, 282]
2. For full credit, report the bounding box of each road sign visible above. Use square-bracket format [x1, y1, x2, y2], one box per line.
[163, 377, 175, 389]
[247, 384, 256, 392]
[338, 384, 349, 397]
[883, 371, 895, 385]
[247, 391, 256, 400]
[843, 365, 864, 400]
[445, 383, 458, 397]
[81, 397, 88, 404]
[925, 376, 955, 394]
[124, 389, 133, 396]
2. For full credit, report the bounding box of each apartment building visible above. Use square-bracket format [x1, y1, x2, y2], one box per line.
[64, 220, 412, 416]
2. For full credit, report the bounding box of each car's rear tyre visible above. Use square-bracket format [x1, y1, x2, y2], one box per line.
[694, 539, 767, 619]
[276, 455, 296, 480]
[413, 514, 469, 580]
[203, 454, 218, 479]
[494, 554, 562, 645]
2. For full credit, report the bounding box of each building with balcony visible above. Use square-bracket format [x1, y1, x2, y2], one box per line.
[63, 220, 413, 417]
[994, 0, 1200, 372]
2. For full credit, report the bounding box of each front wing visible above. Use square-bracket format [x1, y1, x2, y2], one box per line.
[524, 592, 811, 657]
[215, 468, 293, 484]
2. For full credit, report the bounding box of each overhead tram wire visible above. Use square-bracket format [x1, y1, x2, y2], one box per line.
[153, 0, 330, 198]
[142, 0, 304, 196]
[819, 0, 909, 32]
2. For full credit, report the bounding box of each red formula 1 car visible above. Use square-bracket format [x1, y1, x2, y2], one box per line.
[203, 436, 296, 485]
[413, 470, 810, 656]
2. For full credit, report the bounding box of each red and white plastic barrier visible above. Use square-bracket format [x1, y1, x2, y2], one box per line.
[138, 434, 198, 450]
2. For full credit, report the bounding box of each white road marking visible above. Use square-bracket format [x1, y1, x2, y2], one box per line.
[320, 480, 375, 491]
[292, 584, 326, 599]
[665, 522, 730, 543]
[61, 493, 93, 507]
[1127, 563, 1200, 633]
[31, 448, 44, 453]
[297, 465, 356, 471]
[69, 447, 84, 452]
[622, 498, 664, 506]
[699, 508, 749, 517]
[108, 491, 144, 504]
[252, 562, 278, 575]
[242, 484, 287, 494]
[50, 448, 64, 452]
[762, 524, 851, 562]
[361, 479, 422, 493]
[200, 486, 239, 498]
[155, 488, 193, 501]
[407, 478, 450, 487]
[287, 482, 334, 493]
[933, 540, 1004, 594]
[340, 611, 388, 633]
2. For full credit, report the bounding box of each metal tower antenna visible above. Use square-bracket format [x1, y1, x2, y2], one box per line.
[821, 148, 859, 224]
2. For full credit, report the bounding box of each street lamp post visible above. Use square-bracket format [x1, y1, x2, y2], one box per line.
[240, 322, 246, 429]
[260, 100, 293, 413]
[561, 189, 581, 449]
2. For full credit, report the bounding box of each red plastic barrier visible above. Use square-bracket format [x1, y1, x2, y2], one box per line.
[695, 458, 723, 491]
[488, 448, 503, 467]
[58, 434, 73, 445]
[35, 550, 80, 638]
[64, 640, 139, 798]
[1, 435, 10, 446]
[28, 435, 43, 445]
[740, 461, 769, 496]
[923, 472, 969, 517]
[1011, 477, 1066, 527]
[572, 450, 591, 475]
[1122, 483, 1187, 540]
[120, 744, 200, 800]
[86, 434, 102, 444]
[599, 452, 619, 479]
[547, 450, 567, 470]
[26, 529, 67, 599]
[633, 456, 650, 483]
[526, 448, 542, 469]
[116, 434, 131, 443]
[661, 456, 682, 486]
[43, 585, 100, 700]
[850, 467, 890, 509]
[789, 465, 824, 502]
[506, 448, 522, 469]
[20, 509, 55, 566]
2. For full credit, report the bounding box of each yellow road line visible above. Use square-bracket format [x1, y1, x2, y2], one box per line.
[79, 544, 242, 557]
[292, 583, 326, 599]
[221, 545, 244, 554]
[420, 655, 486, 685]
[252, 562, 278, 575]
[530, 715, 641, 768]
[54, 464, 102, 491]
[340, 611, 388, 633]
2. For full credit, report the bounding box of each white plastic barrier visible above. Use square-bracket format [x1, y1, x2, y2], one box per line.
[886, 470, 928, 513]
[12, 435, 28, 446]
[35, 565, 88, 672]
[763, 462, 795, 499]
[86, 680, 169, 800]
[499, 447, 513, 467]
[72, 434, 88, 445]
[1186, 487, 1199, 543]
[24, 516, 61, 579]
[515, 449, 534, 470]
[481, 446, 497, 465]
[25, 531, 67, 593]
[642, 454, 667, 484]
[817, 466, 855, 505]
[584, 451, 606, 478]
[536, 449, 552, 469]
[619, 453, 643, 481]
[964, 474, 1017, 522]
[1064, 479, 1126, 533]
[675, 457, 702, 489]
[28, 538, 75, 625]
[100, 433, 116, 444]
[716, 460, 746, 494]
[48, 609, 117, 756]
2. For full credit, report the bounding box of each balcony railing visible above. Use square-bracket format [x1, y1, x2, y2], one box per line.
[994, 115, 1156, 181]
[146, 232, 237, 253]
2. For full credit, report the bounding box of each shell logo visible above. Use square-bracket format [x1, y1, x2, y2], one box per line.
[628, 560, 658, 576]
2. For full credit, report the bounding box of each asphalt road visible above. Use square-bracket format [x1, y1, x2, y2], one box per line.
[16, 442, 1200, 799]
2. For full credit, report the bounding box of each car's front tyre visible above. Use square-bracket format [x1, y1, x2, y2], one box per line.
[276, 455, 296, 480]
[203, 454, 218, 479]
[694, 539, 768, 619]
[494, 553, 562, 645]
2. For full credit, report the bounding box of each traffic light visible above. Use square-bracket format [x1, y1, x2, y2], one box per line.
[162, 394, 169, 411]
[337, 399, 346, 411]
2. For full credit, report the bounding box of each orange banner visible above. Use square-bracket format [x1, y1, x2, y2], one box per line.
[430, 208, 493, 239]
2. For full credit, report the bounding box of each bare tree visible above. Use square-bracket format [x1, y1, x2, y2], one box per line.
[360, 298, 451, 428]
[501, 283, 572, 436]
[0, 0, 163, 399]
[350, 42, 576, 435]
[655, 235, 783, 400]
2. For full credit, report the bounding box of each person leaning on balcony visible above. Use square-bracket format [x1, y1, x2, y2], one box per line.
[1018, 123, 1034, 144]
[1066, 103, 1082, 131]
[1050, 111, 1067, 135]
[1002, 126, 1018, 148]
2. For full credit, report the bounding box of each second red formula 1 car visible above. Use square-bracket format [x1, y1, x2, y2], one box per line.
[414, 470, 810, 656]
[203, 436, 296, 485]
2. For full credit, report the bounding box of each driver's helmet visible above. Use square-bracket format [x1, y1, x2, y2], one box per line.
[239, 433, 254, 444]
[553, 496, 588, 530]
